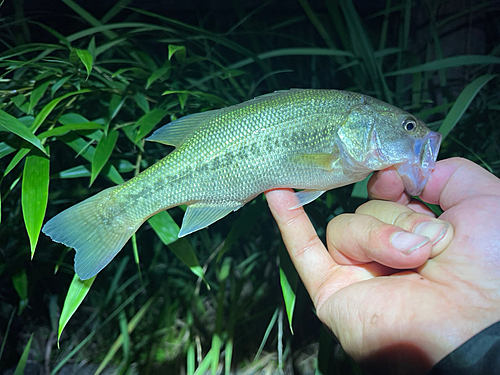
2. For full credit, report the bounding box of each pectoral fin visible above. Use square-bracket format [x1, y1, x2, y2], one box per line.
[291, 190, 326, 209]
[179, 202, 242, 237]
[293, 152, 339, 171]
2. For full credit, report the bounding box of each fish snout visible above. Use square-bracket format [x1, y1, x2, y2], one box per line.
[396, 131, 442, 196]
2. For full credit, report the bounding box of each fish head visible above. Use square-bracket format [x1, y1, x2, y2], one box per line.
[336, 96, 442, 195]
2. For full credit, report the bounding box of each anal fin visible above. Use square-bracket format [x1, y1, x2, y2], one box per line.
[178, 202, 242, 237]
[291, 190, 326, 209]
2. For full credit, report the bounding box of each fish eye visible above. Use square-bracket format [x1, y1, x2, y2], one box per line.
[403, 117, 417, 132]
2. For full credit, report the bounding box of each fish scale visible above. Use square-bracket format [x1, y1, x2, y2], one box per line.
[42, 89, 442, 279]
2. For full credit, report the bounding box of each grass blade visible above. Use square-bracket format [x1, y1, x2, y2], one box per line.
[0, 110, 47, 155]
[438, 74, 497, 139]
[22, 151, 50, 258]
[90, 129, 119, 185]
[386, 55, 500, 76]
[14, 333, 33, 375]
[58, 274, 96, 346]
[95, 297, 155, 375]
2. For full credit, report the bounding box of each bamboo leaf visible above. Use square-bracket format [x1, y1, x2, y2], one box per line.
[148, 210, 180, 245]
[168, 44, 186, 60]
[58, 274, 96, 346]
[0, 110, 47, 155]
[51, 76, 71, 97]
[11, 94, 29, 114]
[134, 93, 150, 113]
[146, 65, 171, 89]
[169, 239, 207, 284]
[279, 243, 297, 334]
[134, 108, 168, 142]
[108, 94, 126, 122]
[29, 81, 50, 113]
[90, 129, 119, 185]
[37, 122, 104, 139]
[12, 270, 29, 315]
[30, 89, 91, 133]
[74, 48, 93, 78]
[439, 74, 497, 139]
[0, 142, 16, 160]
[4, 148, 30, 177]
[13, 333, 33, 375]
[61, 134, 124, 184]
[22, 151, 50, 258]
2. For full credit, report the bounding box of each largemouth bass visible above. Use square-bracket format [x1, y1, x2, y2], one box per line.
[42, 89, 442, 280]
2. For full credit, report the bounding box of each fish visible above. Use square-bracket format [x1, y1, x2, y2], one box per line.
[42, 89, 442, 280]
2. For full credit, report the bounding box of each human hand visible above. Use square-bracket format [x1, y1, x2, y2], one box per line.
[265, 157, 500, 374]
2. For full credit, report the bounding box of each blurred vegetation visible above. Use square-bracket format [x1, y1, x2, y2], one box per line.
[0, 0, 499, 373]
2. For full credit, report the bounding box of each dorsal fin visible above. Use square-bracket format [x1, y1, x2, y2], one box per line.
[146, 109, 220, 147]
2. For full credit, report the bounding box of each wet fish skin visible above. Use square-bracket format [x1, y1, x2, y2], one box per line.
[42, 89, 441, 280]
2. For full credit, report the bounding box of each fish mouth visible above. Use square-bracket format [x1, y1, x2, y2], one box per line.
[396, 131, 442, 196]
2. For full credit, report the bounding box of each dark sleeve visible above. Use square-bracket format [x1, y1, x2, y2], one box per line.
[428, 320, 500, 374]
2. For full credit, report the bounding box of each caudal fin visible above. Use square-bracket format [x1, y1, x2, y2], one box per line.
[42, 186, 142, 280]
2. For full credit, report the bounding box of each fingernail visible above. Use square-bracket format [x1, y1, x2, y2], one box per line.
[391, 232, 430, 254]
[414, 222, 449, 245]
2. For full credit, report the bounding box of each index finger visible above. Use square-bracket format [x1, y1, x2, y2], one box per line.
[265, 189, 377, 309]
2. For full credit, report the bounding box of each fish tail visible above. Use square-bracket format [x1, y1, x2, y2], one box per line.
[42, 186, 143, 280]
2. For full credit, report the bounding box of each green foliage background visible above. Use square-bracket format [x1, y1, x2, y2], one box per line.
[0, 0, 499, 373]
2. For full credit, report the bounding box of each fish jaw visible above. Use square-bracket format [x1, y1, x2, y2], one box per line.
[396, 131, 442, 196]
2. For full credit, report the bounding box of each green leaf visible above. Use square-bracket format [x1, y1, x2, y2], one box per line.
[0, 142, 16, 160]
[148, 210, 180, 245]
[134, 108, 168, 142]
[57, 165, 90, 179]
[58, 274, 96, 346]
[12, 270, 29, 315]
[146, 64, 171, 89]
[11, 94, 29, 114]
[438, 74, 497, 139]
[0, 110, 47, 155]
[168, 44, 186, 60]
[162, 90, 226, 105]
[29, 81, 50, 113]
[90, 129, 119, 185]
[133, 93, 150, 113]
[279, 244, 297, 334]
[108, 94, 126, 122]
[22, 150, 50, 258]
[74, 48, 93, 78]
[177, 92, 188, 110]
[386, 55, 500, 76]
[51, 76, 71, 97]
[61, 134, 124, 184]
[169, 239, 207, 284]
[4, 148, 30, 177]
[37, 122, 104, 139]
[30, 89, 91, 133]
[13, 333, 33, 375]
